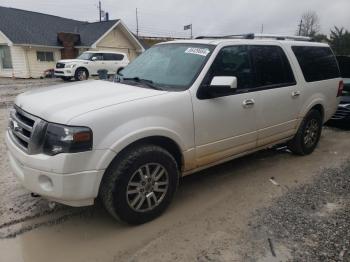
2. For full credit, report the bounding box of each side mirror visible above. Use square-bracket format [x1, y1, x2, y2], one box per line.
[91, 57, 98, 61]
[199, 76, 238, 99]
[210, 76, 237, 89]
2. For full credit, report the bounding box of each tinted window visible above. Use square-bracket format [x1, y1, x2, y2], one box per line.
[250, 45, 295, 87]
[292, 46, 340, 82]
[37, 51, 54, 62]
[336, 56, 350, 78]
[204, 45, 254, 90]
[103, 53, 124, 61]
[91, 54, 104, 61]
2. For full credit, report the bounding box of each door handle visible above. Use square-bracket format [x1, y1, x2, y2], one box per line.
[242, 99, 255, 108]
[292, 91, 301, 97]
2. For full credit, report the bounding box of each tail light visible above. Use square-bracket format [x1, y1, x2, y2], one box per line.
[337, 80, 344, 97]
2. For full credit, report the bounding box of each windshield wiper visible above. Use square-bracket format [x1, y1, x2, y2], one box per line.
[122, 77, 163, 90]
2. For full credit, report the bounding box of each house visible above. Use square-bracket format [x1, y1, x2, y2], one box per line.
[0, 6, 145, 78]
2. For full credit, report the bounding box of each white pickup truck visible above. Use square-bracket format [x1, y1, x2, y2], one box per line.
[6, 34, 342, 224]
[54, 51, 129, 81]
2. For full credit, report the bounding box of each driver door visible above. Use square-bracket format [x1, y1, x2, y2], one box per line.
[192, 45, 259, 167]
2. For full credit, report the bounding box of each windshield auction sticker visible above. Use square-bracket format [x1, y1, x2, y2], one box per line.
[185, 47, 210, 57]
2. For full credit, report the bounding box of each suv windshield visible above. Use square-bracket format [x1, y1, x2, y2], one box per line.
[118, 43, 214, 91]
[77, 53, 94, 60]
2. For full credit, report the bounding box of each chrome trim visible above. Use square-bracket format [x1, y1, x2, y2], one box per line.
[8, 106, 47, 154]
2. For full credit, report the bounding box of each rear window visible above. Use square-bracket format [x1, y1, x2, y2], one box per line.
[292, 46, 340, 82]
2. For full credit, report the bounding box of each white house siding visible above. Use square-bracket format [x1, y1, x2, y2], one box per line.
[9, 46, 29, 78]
[25, 47, 61, 78]
[94, 25, 140, 60]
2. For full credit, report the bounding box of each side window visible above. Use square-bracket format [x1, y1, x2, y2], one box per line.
[91, 53, 104, 61]
[250, 45, 295, 87]
[36, 51, 54, 62]
[103, 53, 124, 61]
[205, 45, 254, 90]
[0, 45, 13, 69]
[292, 46, 340, 82]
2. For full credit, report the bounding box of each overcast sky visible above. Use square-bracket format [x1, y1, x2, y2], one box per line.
[1, 0, 350, 38]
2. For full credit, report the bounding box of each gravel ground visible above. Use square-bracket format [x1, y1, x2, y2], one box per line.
[0, 78, 82, 239]
[0, 78, 61, 107]
[247, 162, 350, 261]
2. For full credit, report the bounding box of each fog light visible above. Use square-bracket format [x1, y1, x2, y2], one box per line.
[38, 175, 53, 192]
[67, 70, 71, 73]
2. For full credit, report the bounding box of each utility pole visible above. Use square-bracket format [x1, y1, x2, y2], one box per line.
[136, 8, 139, 37]
[261, 24, 264, 34]
[298, 19, 303, 36]
[98, 1, 102, 22]
[190, 24, 193, 39]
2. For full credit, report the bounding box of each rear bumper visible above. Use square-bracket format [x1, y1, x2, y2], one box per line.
[5, 130, 106, 207]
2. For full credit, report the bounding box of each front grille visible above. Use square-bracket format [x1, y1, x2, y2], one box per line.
[56, 63, 65, 69]
[331, 106, 350, 120]
[8, 106, 47, 154]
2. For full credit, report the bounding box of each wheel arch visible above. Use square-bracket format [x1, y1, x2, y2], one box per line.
[310, 104, 325, 122]
[75, 66, 89, 77]
[94, 135, 184, 198]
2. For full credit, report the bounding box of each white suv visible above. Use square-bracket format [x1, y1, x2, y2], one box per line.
[54, 51, 129, 81]
[6, 34, 342, 224]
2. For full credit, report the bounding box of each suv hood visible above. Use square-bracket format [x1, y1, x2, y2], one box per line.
[15, 80, 167, 124]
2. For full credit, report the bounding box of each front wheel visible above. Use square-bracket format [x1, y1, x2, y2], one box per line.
[288, 109, 323, 155]
[74, 68, 89, 81]
[99, 144, 179, 224]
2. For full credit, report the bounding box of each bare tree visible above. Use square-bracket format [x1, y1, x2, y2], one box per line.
[297, 11, 321, 37]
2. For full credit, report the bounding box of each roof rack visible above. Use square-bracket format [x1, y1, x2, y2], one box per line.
[195, 33, 311, 41]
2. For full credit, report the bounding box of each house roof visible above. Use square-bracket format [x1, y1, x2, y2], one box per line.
[0, 6, 119, 47]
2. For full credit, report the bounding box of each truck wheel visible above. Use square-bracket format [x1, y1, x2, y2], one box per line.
[100, 144, 179, 224]
[74, 68, 88, 81]
[288, 109, 322, 155]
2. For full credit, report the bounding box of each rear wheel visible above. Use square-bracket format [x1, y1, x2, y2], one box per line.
[100, 144, 179, 224]
[288, 109, 323, 155]
[74, 68, 88, 81]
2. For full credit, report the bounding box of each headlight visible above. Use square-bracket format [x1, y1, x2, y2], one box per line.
[65, 64, 76, 68]
[43, 123, 93, 156]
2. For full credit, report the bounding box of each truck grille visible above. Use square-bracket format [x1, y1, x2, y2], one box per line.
[331, 106, 350, 120]
[56, 62, 65, 69]
[8, 106, 47, 154]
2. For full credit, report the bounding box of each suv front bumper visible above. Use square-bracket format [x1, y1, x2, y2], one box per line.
[54, 68, 75, 78]
[5, 130, 105, 207]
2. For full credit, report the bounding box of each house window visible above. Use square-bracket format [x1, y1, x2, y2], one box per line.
[0, 45, 13, 69]
[37, 51, 54, 62]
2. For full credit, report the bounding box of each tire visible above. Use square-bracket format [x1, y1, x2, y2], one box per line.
[288, 109, 323, 155]
[61, 76, 71, 82]
[74, 68, 89, 81]
[99, 144, 179, 225]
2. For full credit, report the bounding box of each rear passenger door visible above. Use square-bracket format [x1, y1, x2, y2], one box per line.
[249, 45, 301, 146]
[103, 53, 125, 74]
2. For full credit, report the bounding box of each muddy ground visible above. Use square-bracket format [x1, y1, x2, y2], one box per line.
[0, 78, 350, 262]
